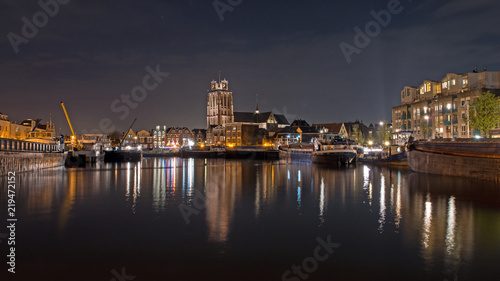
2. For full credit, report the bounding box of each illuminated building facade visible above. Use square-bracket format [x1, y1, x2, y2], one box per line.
[392, 68, 500, 144]
[207, 78, 234, 146]
[207, 78, 234, 129]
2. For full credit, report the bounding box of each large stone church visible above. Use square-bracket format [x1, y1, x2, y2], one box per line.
[206, 78, 289, 146]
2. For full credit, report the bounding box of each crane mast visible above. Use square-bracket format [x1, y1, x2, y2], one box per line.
[60, 102, 81, 151]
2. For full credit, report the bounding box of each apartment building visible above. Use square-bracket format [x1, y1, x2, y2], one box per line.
[392, 67, 500, 144]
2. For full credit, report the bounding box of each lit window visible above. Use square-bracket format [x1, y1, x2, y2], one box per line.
[451, 79, 456, 86]
[442, 82, 448, 89]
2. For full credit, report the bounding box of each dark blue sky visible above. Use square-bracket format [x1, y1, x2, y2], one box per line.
[2, 0, 500, 134]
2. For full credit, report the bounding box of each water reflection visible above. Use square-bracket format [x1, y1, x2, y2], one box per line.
[58, 171, 75, 234]
[446, 196, 456, 255]
[125, 162, 141, 213]
[422, 194, 432, 249]
[205, 159, 237, 243]
[2, 160, 500, 280]
[379, 173, 386, 232]
[319, 177, 325, 227]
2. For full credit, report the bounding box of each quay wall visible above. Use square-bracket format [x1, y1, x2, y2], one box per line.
[0, 138, 65, 176]
[0, 151, 65, 176]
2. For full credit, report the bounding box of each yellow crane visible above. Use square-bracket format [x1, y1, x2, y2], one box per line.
[60, 102, 82, 151]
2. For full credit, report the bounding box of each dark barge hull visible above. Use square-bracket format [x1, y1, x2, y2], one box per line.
[104, 150, 142, 162]
[407, 139, 500, 181]
[359, 151, 407, 166]
[180, 150, 225, 158]
[225, 149, 279, 160]
[312, 152, 357, 165]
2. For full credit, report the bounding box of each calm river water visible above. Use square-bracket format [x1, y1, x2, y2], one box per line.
[1, 158, 500, 281]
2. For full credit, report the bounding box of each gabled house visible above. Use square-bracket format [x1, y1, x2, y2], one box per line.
[312, 123, 348, 139]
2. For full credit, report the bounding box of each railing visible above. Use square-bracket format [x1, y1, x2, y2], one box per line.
[0, 138, 61, 153]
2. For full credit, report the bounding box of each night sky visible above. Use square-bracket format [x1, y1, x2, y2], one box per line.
[2, 0, 500, 134]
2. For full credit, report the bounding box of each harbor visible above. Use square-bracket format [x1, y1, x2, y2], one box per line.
[2, 1, 500, 280]
[2, 158, 500, 281]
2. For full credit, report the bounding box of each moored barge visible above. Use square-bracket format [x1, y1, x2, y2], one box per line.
[407, 138, 500, 181]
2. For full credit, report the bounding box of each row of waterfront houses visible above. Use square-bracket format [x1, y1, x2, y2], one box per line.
[122, 126, 206, 150]
[392, 67, 500, 145]
[121, 119, 384, 150]
[1, 110, 384, 151]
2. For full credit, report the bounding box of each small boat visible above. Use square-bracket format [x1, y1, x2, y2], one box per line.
[278, 144, 314, 161]
[407, 138, 500, 181]
[312, 146, 357, 165]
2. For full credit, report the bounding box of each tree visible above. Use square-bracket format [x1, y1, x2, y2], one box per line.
[376, 122, 391, 145]
[469, 91, 500, 138]
[108, 130, 122, 147]
[352, 126, 365, 145]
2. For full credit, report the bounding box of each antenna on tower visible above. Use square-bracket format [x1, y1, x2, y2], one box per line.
[218, 70, 221, 83]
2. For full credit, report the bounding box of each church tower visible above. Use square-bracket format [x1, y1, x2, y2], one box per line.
[207, 78, 234, 129]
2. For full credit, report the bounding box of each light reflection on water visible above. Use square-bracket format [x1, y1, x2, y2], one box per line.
[1, 159, 500, 280]
[378, 173, 386, 232]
